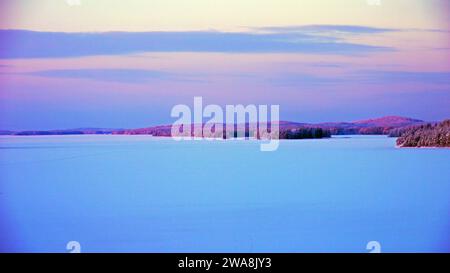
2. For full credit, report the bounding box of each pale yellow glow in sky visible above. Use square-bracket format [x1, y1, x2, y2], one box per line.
[1, 0, 448, 32]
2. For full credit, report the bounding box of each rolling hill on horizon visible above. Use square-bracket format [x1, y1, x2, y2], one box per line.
[0, 116, 427, 137]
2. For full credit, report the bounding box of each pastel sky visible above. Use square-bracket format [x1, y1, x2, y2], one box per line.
[0, 0, 449, 130]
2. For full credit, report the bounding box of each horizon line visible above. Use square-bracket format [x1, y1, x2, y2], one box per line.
[0, 115, 435, 132]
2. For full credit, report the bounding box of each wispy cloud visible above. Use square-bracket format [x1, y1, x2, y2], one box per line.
[268, 73, 346, 87]
[267, 70, 450, 88]
[352, 71, 450, 85]
[0, 29, 392, 59]
[254, 25, 397, 34]
[24, 68, 450, 87]
[26, 69, 174, 83]
[307, 62, 346, 68]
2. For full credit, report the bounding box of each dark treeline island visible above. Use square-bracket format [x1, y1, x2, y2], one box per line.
[1, 116, 449, 146]
[112, 122, 332, 140]
[279, 127, 330, 139]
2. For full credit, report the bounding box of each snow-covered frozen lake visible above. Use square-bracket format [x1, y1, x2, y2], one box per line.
[0, 135, 449, 252]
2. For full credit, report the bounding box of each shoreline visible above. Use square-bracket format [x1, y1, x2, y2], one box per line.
[396, 144, 450, 149]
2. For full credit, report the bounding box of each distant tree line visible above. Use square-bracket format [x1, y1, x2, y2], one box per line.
[221, 126, 331, 139]
[116, 124, 332, 140]
[279, 127, 331, 139]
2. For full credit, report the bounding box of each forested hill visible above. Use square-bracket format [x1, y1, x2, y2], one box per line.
[396, 120, 450, 148]
[0, 116, 425, 138]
